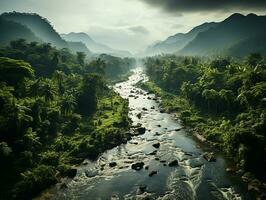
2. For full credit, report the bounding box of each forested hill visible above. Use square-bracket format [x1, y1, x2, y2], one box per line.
[0, 40, 135, 199]
[1, 12, 68, 48]
[0, 12, 92, 56]
[147, 13, 266, 57]
[0, 16, 41, 45]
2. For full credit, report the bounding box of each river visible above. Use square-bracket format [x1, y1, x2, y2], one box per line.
[45, 67, 252, 200]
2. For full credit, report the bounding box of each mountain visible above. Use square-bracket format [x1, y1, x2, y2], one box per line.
[0, 16, 41, 45]
[1, 12, 68, 48]
[0, 12, 92, 56]
[146, 22, 217, 55]
[67, 41, 92, 56]
[179, 13, 266, 56]
[226, 34, 266, 57]
[61, 32, 131, 57]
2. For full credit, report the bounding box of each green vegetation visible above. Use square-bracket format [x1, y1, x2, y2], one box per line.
[0, 40, 133, 199]
[143, 54, 266, 178]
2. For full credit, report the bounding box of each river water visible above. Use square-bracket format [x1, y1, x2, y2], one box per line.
[48, 68, 252, 200]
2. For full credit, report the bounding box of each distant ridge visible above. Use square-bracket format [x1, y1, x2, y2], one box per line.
[61, 32, 132, 57]
[0, 12, 92, 56]
[147, 13, 266, 57]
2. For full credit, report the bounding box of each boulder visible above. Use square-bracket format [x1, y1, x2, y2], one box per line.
[152, 143, 160, 149]
[168, 160, 178, 167]
[149, 170, 157, 177]
[137, 113, 142, 119]
[66, 168, 77, 178]
[109, 162, 117, 167]
[136, 127, 146, 135]
[203, 152, 216, 162]
[138, 185, 147, 193]
[148, 150, 157, 155]
[142, 107, 148, 111]
[131, 162, 145, 171]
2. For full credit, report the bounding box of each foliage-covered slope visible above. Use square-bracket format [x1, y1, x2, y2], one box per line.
[0, 40, 133, 199]
[0, 12, 92, 56]
[0, 17, 41, 45]
[143, 55, 266, 182]
[1, 12, 68, 48]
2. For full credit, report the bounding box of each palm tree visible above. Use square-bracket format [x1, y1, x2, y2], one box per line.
[202, 89, 219, 114]
[219, 89, 234, 111]
[53, 70, 66, 94]
[11, 102, 33, 133]
[61, 94, 77, 116]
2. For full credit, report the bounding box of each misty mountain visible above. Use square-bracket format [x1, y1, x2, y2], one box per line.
[1, 12, 68, 48]
[67, 41, 92, 56]
[180, 13, 266, 56]
[0, 12, 92, 56]
[226, 34, 266, 57]
[146, 22, 217, 55]
[61, 32, 131, 57]
[0, 16, 41, 45]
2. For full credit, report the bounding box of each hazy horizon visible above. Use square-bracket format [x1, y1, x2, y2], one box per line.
[1, 0, 266, 53]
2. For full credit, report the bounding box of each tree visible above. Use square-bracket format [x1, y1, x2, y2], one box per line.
[61, 94, 76, 116]
[10, 39, 27, 50]
[202, 89, 219, 114]
[219, 89, 234, 111]
[76, 52, 86, 66]
[0, 57, 34, 86]
[247, 53, 262, 68]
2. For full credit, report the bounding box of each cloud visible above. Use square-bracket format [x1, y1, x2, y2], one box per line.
[128, 26, 149, 35]
[139, 0, 266, 13]
[171, 24, 184, 29]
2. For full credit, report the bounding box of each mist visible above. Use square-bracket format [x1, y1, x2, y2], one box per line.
[1, 0, 265, 54]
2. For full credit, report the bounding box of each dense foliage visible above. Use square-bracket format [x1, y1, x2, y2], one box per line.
[143, 54, 266, 177]
[0, 40, 133, 199]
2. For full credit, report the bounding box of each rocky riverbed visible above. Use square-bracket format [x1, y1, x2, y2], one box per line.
[40, 68, 254, 200]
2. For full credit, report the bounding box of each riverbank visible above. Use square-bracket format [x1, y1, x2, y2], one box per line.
[11, 91, 131, 200]
[139, 80, 266, 199]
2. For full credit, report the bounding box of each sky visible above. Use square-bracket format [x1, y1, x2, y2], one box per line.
[0, 0, 266, 53]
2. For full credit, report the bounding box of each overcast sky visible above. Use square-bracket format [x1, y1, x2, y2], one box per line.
[0, 0, 266, 53]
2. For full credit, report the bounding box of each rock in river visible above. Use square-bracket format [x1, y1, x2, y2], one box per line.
[203, 152, 216, 162]
[152, 142, 160, 149]
[131, 162, 145, 171]
[138, 185, 147, 194]
[149, 170, 158, 177]
[136, 127, 146, 135]
[168, 160, 179, 167]
[109, 162, 117, 167]
[137, 113, 142, 119]
[66, 168, 77, 178]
